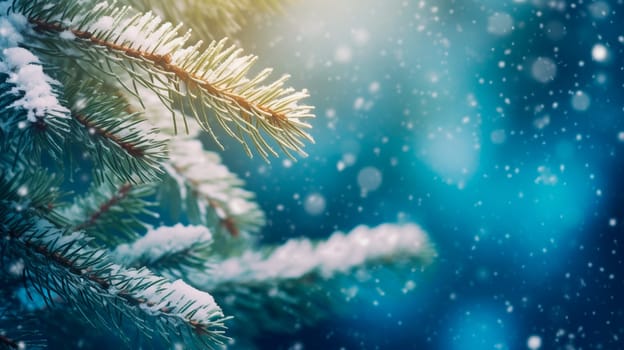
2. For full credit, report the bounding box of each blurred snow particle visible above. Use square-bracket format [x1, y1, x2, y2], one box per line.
[588, 1, 610, 19]
[591, 43, 608, 62]
[609, 218, 617, 227]
[531, 57, 557, 83]
[527, 335, 542, 349]
[533, 115, 551, 129]
[357, 166, 383, 195]
[343, 153, 357, 166]
[490, 129, 507, 144]
[368, 81, 380, 94]
[535, 166, 558, 186]
[304, 193, 326, 216]
[571, 91, 590, 111]
[17, 185, 28, 197]
[288, 342, 304, 350]
[401, 280, 416, 294]
[334, 45, 352, 63]
[351, 28, 370, 46]
[487, 12, 513, 36]
[353, 96, 365, 110]
[325, 108, 336, 118]
[618, 131, 624, 142]
[9, 260, 24, 276]
[337, 161, 346, 172]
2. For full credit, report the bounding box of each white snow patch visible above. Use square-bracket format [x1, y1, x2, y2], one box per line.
[114, 224, 212, 265]
[0, 15, 68, 123]
[207, 224, 431, 286]
[59, 30, 76, 40]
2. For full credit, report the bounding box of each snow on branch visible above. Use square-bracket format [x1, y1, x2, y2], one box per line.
[166, 138, 266, 237]
[114, 224, 214, 278]
[0, 205, 228, 348]
[202, 223, 433, 288]
[0, 5, 69, 158]
[0, 7, 68, 123]
[16, 0, 315, 160]
[200, 223, 434, 335]
[136, 87, 266, 238]
[0, 47, 68, 123]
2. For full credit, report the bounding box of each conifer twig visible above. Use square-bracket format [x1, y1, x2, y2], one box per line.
[17, 0, 315, 159]
[1, 205, 229, 348]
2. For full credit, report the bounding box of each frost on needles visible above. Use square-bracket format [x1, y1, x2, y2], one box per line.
[0, 0, 435, 349]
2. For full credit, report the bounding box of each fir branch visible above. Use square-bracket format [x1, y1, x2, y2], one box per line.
[0, 205, 229, 348]
[65, 78, 167, 184]
[195, 224, 434, 334]
[0, 4, 70, 162]
[16, 0, 315, 160]
[0, 48, 70, 160]
[55, 181, 156, 246]
[113, 224, 214, 279]
[205, 224, 433, 286]
[0, 166, 62, 219]
[137, 87, 266, 240]
[164, 138, 265, 238]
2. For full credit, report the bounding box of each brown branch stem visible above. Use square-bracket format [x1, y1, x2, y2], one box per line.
[72, 183, 132, 232]
[73, 113, 145, 157]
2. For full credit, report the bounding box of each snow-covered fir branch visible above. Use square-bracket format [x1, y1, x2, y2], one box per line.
[202, 224, 433, 288]
[137, 87, 266, 239]
[0, 0, 436, 348]
[15, 0, 315, 159]
[0, 205, 228, 348]
[114, 224, 214, 279]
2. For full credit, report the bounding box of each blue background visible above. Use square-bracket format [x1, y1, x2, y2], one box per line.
[214, 0, 624, 349]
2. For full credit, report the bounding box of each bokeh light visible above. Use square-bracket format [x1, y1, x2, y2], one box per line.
[211, 0, 624, 348]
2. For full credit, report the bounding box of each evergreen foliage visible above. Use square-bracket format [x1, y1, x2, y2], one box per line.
[0, 1, 434, 348]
